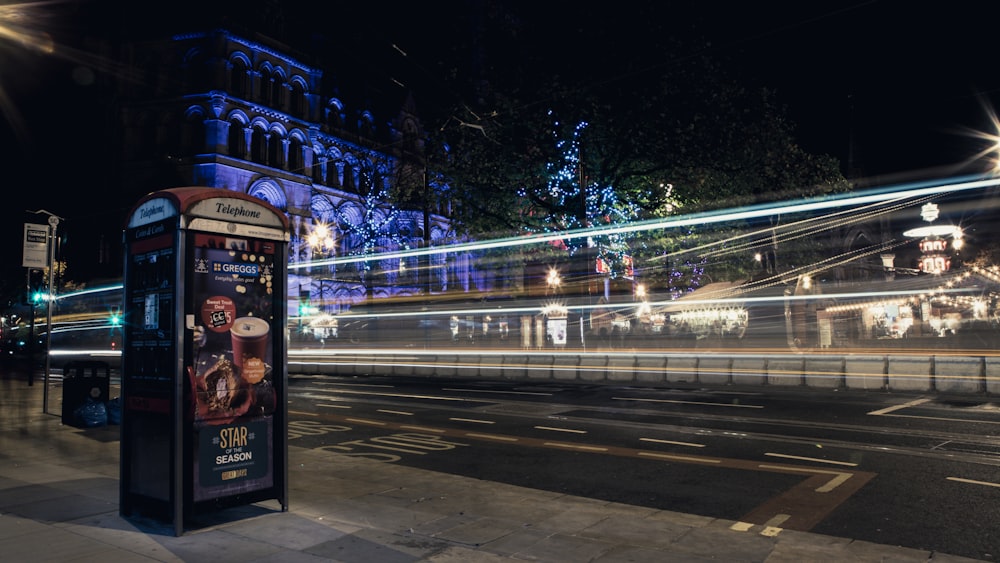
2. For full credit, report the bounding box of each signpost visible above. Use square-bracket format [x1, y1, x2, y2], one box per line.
[23, 214, 60, 400]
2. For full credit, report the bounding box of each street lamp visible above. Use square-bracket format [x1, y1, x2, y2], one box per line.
[307, 221, 335, 254]
[306, 221, 337, 314]
[546, 267, 561, 294]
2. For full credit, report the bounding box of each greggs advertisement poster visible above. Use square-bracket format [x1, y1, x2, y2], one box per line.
[188, 233, 277, 501]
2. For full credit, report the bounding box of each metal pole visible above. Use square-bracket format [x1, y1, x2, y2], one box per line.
[43, 215, 58, 414]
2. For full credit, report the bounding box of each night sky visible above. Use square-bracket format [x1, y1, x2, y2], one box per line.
[1, 0, 998, 292]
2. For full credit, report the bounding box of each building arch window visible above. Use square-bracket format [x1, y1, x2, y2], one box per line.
[181, 107, 206, 155]
[227, 113, 248, 158]
[229, 54, 250, 98]
[265, 124, 288, 169]
[248, 179, 287, 210]
[326, 151, 343, 187]
[271, 68, 286, 111]
[326, 98, 344, 130]
[311, 146, 325, 183]
[250, 124, 268, 164]
[258, 63, 274, 104]
[182, 47, 210, 93]
[289, 77, 306, 117]
[288, 133, 304, 173]
[311, 195, 336, 225]
[342, 155, 358, 191]
[358, 110, 375, 139]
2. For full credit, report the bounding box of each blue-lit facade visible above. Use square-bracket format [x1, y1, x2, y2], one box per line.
[115, 29, 482, 315]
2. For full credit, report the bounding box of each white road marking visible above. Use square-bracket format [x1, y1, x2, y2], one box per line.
[758, 464, 853, 492]
[764, 452, 858, 467]
[544, 442, 609, 452]
[868, 398, 931, 415]
[764, 514, 790, 527]
[316, 404, 351, 409]
[638, 452, 721, 464]
[466, 433, 519, 442]
[640, 437, 706, 448]
[613, 396, 763, 408]
[534, 426, 587, 434]
[730, 522, 754, 532]
[377, 409, 413, 415]
[442, 387, 553, 396]
[947, 477, 1000, 488]
[450, 417, 496, 424]
[345, 418, 386, 426]
[399, 425, 445, 433]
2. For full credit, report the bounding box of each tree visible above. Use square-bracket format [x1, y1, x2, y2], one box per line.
[428, 45, 851, 293]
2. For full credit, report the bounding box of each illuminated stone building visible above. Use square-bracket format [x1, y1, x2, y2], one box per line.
[112, 27, 463, 312]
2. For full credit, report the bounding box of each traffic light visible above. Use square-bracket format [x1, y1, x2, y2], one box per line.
[25, 269, 45, 306]
[298, 301, 318, 316]
[109, 309, 122, 327]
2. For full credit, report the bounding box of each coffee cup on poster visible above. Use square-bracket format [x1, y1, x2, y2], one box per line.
[230, 316, 269, 383]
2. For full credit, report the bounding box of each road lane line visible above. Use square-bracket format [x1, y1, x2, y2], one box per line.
[638, 452, 721, 464]
[640, 437, 706, 448]
[345, 418, 386, 426]
[765, 453, 858, 467]
[868, 398, 931, 415]
[288, 410, 319, 416]
[613, 397, 763, 408]
[317, 404, 351, 409]
[400, 425, 445, 433]
[947, 477, 1000, 488]
[450, 417, 496, 424]
[466, 433, 519, 442]
[441, 387, 553, 396]
[534, 426, 587, 434]
[544, 442, 609, 452]
[378, 409, 413, 415]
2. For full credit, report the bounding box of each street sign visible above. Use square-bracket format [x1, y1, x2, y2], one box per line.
[22, 223, 48, 268]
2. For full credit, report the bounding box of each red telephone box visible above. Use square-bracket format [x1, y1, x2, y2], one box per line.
[120, 187, 289, 535]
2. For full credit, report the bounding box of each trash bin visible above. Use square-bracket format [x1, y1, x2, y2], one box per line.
[61, 360, 111, 427]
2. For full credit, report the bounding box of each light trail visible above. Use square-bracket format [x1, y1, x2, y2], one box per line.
[293, 174, 1000, 269]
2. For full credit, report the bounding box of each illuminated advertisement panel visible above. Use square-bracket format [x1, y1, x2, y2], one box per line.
[188, 232, 278, 501]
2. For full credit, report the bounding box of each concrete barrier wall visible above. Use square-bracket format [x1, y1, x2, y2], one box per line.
[434, 355, 458, 377]
[803, 357, 844, 389]
[844, 355, 886, 391]
[697, 357, 731, 385]
[987, 357, 1000, 395]
[665, 356, 698, 383]
[578, 355, 608, 382]
[767, 357, 805, 387]
[551, 355, 581, 381]
[525, 354, 553, 380]
[933, 356, 983, 394]
[887, 356, 932, 392]
[607, 355, 635, 382]
[503, 355, 527, 379]
[318, 351, 996, 396]
[731, 356, 767, 386]
[480, 355, 505, 379]
[634, 355, 667, 384]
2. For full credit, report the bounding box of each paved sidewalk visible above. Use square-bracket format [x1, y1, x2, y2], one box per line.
[0, 371, 985, 562]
